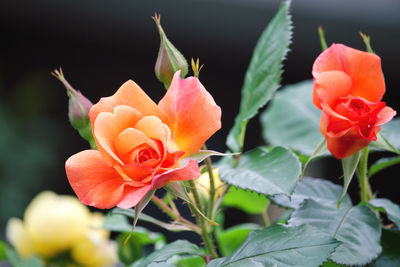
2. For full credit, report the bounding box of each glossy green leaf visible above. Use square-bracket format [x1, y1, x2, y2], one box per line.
[172, 255, 206, 267]
[369, 198, 400, 228]
[369, 156, 400, 178]
[271, 177, 352, 209]
[370, 229, 400, 267]
[289, 200, 382, 266]
[208, 224, 339, 267]
[216, 223, 261, 256]
[260, 80, 323, 155]
[226, 0, 292, 152]
[132, 240, 203, 267]
[219, 147, 301, 197]
[222, 187, 269, 214]
[339, 151, 361, 206]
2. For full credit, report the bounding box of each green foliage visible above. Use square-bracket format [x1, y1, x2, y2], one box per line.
[369, 156, 400, 177]
[171, 255, 206, 267]
[117, 232, 143, 265]
[6, 248, 43, 267]
[260, 80, 322, 155]
[222, 187, 269, 214]
[208, 224, 339, 267]
[339, 151, 361, 206]
[289, 200, 382, 266]
[0, 240, 7, 261]
[369, 198, 400, 228]
[132, 240, 203, 267]
[219, 147, 301, 198]
[271, 177, 352, 209]
[187, 150, 239, 163]
[372, 118, 400, 152]
[226, 0, 292, 152]
[215, 223, 261, 257]
[371, 229, 400, 266]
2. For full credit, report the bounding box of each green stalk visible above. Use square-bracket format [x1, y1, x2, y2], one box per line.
[187, 180, 218, 258]
[202, 144, 217, 219]
[151, 196, 199, 233]
[356, 147, 373, 202]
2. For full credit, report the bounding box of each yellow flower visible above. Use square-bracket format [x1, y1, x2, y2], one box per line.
[71, 213, 117, 267]
[196, 168, 225, 200]
[6, 191, 117, 267]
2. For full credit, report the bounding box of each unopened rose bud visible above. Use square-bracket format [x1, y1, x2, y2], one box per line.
[153, 14, 188, 89]
[52, 68, 96, 148]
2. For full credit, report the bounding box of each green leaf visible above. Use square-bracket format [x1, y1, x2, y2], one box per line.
[370, 118, 400, 153]
[6, 248, 43, 267]
[222, 187, 270, 214]
[219, 147, 301, 198]
[370, 229, 400, 267]
[117, 232, 143, 265]
[271, 177, 352, 209]
[132, 240, 203, 267]
[339, 151, 361, 206]
[0, 240, 7, 261]
[103, 213, 132, 232]
[289, 200, 382, 266]
[208, 224, 339, 267]
[369, 198, 400, 228]
[171, 255, 206, 267]
[260, 80, 323, 155]
[301, 139, 328, 177]
[226, 0, 292, 152]
[216, 223, 261, 257]
[369, 156, 400, 178]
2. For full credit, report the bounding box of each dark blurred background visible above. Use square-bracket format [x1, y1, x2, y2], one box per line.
[0, 0, 399, 241]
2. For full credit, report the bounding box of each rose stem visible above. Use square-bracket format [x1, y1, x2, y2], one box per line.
[201, 144, 217, 219]
[151, 196, 200, 233]
[188, 179, 219, 258]
[356, 147, 373, 202]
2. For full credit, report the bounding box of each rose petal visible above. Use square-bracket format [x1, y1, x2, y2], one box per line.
[152, 159, 200, 189]
[66, 150, 126, 209]
[376, 106, 396, 126]
[313, 70, 352, 109]
[158, 71, 222, 155]
[94, 105, 142, 166]
[115, 128, 159, 156]
[313, 43, 385, 103]
[325, 127, 373, 159]
[89, 80, 167, 123]
[134, 116, 171, 144]
[116, 185, 153, 209]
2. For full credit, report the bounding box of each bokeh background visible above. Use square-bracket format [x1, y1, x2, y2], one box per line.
[1, 0, 399, 242]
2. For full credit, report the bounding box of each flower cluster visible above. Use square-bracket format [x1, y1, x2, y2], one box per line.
[6, 191, 117, 267]
[312, 44, 396, 158]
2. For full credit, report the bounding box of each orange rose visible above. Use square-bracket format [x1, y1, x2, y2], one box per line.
[66, 71, 221, 209]
[312, 44, 396, 159]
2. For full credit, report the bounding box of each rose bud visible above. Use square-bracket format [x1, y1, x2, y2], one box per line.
[52, 68, 96, 148]
[312, 44, 396, 159]
[153, 14, 188, 89]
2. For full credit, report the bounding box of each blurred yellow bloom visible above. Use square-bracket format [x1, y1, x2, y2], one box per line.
[6, 191, 117, 267]
[196, 168, 225, 199]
